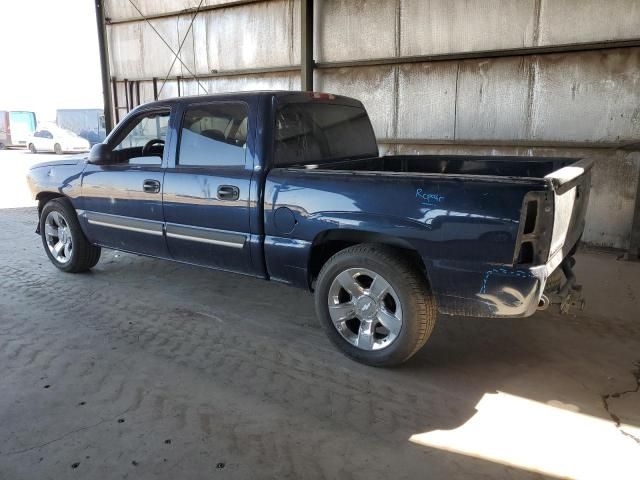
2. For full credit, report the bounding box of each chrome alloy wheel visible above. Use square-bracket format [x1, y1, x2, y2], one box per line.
[327, 268, 403, 351]
[44, 211, 73, 264]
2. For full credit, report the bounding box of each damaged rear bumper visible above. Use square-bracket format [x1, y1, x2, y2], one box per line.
[430, 252, 584, 318]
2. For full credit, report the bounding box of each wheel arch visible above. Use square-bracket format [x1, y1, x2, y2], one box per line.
[307, 229, 431, 290]
[35, 192, 67, 232]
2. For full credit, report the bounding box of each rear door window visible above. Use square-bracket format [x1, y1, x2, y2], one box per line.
[178, 103, 248, 168]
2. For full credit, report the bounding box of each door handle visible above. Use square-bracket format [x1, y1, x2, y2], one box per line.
[143, 179, 161, 193]
[217, 185, 240, 201]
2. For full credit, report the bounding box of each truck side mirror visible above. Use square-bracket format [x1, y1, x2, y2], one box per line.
[88, 143, 112, 164]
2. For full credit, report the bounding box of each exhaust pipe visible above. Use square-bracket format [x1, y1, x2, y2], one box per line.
[538, 294, 550, 311]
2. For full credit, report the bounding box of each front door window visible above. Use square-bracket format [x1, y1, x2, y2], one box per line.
[112, 110, 170, 164]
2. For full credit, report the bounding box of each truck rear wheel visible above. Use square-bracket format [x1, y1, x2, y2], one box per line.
[314, 244, 436, 367]
[40, 198, 101, 273]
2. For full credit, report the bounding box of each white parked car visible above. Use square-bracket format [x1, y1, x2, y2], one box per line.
[27, 127, 90, 154]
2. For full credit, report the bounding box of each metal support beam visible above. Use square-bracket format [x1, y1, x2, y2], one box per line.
[111, 77, 120, 123]
[113, 65, 299, 83]
[123, 79, 130, 112]
[106, 0, 265, 25]
[629, 164, 640, 260]
[315, 38, 640, 70]
[94, 0, 114, 134]
[128, 81, 135, 109]
[301, 0, 313, 91]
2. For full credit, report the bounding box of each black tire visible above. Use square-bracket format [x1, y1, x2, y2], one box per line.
[54, 143, 63, 155]
[315, 244, 436, 367]
[29, 143, 37, 153]
[40, 198, 101, 273]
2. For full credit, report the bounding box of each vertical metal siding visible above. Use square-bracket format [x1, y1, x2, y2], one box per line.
[103, 0, 640, 250]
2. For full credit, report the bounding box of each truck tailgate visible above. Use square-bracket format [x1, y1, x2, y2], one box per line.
[545, 158, 593, 272]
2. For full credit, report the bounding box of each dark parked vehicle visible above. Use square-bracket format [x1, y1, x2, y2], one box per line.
[27, 91, 592, 366]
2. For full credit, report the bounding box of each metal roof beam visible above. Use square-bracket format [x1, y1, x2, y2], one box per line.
[105, 0, 266, 25]
[315, 39, 640, 70]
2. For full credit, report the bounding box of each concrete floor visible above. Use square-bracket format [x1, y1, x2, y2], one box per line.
[0, 149, 639, 479]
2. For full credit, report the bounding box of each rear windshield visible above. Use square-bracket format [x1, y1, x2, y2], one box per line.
[274, 102, 378, 167]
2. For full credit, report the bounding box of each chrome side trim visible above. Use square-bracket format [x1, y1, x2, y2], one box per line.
[166, 232, 244, 248]
[83, 211, 164, 236]
[80, 211, 246, 247]
[87, 219, 164, 236]
[165, 223, 246, 248]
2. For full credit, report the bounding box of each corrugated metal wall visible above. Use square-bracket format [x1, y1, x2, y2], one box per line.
[103, 0, 640, 251]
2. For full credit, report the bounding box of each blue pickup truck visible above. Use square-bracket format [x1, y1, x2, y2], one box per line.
[27, 91, 592, 366]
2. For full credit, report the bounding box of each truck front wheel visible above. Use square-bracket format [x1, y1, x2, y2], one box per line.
[314, 244, 436, 367]
[40, 198, 101, 273]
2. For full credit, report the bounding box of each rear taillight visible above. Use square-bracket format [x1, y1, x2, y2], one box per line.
[514, 192, 553, 265]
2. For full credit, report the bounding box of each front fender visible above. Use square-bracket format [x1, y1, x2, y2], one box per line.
[27, 159, 86, 204]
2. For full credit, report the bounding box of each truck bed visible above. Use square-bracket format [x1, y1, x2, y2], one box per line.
[266, 154, 592, 317]
[297, 154, 576, 179]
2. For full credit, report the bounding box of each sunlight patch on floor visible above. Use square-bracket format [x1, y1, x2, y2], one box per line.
[410, 391, 639, 480]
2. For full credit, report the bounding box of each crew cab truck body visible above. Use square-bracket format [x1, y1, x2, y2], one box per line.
[27, 91, 592, 366]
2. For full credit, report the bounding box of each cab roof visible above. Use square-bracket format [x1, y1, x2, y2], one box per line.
[136, 90, 364, 110]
